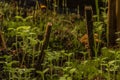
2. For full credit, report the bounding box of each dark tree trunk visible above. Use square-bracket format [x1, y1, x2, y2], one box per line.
[116, 0, 120, 32]
[85, 6, 95, 58]
[108, 0, 117, 46]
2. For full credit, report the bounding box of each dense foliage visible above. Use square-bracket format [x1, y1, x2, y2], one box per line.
[0, 0, 120, 80]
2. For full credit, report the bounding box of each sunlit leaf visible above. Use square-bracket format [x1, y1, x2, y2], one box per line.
[43, 68, 49, 73]
[59, 77, 66, 80]
[15, 16, 23, 20]
[69, 68, 76, 74]
[67, 77, 72, 80]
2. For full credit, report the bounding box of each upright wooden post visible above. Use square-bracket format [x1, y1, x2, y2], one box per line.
[36, 22, 52, 70]
[108, 0, 117, 46]
[85, 6, 95, 57]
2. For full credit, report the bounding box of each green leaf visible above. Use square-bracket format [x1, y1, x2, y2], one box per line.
[25, 16, 33, 21]
[63, 67, 71, 71]
[69, 68, 76, 74]
[7, 28, 14, 31]
[108, 60, 115, 65]
[15, 16, 23, 20]
[43, 68, 49, 73]
[16, 26, 30, 31]
[108, 50, 115, 54]
[59, 77, 66, 80]
[67, 77, 72, 80]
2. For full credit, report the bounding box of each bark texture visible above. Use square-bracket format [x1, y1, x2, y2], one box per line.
[108, 0, 117, 46]
[116, 0, 120, 32]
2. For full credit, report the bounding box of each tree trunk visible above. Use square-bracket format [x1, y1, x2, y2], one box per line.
[108, 0, 117, 46]
[116, 0, 120, 32]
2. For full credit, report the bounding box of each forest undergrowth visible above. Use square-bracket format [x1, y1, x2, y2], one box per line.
[0, 0, 120, 80]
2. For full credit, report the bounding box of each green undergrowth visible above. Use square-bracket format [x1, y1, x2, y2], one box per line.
[0, 0, 120, 80]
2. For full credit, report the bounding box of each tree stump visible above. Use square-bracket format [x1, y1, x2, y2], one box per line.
[36, 22, 52, 70]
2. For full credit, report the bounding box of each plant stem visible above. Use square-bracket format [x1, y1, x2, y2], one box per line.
[32, 46, 35, 67]
[95, 0, 100, 21]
